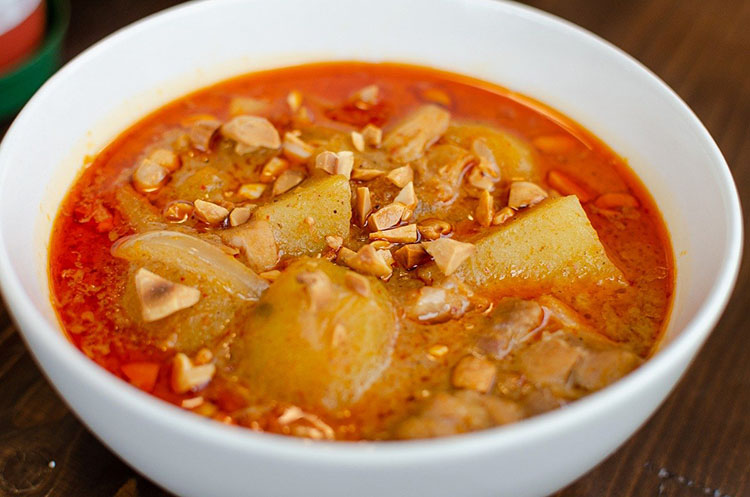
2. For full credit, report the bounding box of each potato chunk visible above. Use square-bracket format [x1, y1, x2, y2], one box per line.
[231, 258, 398, 410]
[455, 196, 625, 291]
[252, 174, 351, 256]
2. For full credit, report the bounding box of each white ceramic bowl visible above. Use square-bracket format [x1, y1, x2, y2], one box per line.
[0, 1, 742, 496]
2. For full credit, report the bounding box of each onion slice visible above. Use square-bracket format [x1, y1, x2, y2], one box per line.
[111, 230, 268, 300]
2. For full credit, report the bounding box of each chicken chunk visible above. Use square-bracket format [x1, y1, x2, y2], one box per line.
[383, 105, 451, 163]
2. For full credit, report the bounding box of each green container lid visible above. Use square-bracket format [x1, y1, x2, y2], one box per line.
[0, 0, 70, 119]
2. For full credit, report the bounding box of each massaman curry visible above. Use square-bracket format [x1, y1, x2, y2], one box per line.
[49, 62, 673, 441]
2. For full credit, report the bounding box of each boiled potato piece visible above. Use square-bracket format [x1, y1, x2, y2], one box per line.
[231, 258, 398, 411]
[444, 123, 538, 181]
[252, 173, 351, 256]
[456, 196, 625, 291]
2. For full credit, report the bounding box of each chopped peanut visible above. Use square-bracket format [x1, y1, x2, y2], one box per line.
[492, 206, 515, 225]
[229, 205, 255, 227]
[378, 248, 395, 267]
[361, 124, 382, 147]
[259, 270, 281, 282]
[259, 157, 290, 183]
[193, 199, 229, 225]
[451, 355, 496, 393]
[297, 270, 334, 311]
[316, 151, 339, 174]
[287, 90, 303, 112]
[325, 235, 344, 251]
[356, 186, 372, 226]
[221, 115, 281, 153]
[222, 219, 278, 272]
[272, 169, 305, 196]
[595, 192, 639, 209]
[394, 181, 418, 215]
[148, 148, 180, 172]
[188, 119, 221, 151]
[304, 216, 315, 226]
[428, 344, 450, 358]
[475, 190, 494, 227]
[547, 170, 591, 202]
[507, 181, 548, 209]
[369, 224, 419, 243]
[351, 84, 379, 106]
[163, 201, 194, 223]
[422, 238, 475, 276]
[351, 131, 365, 152]
[394, 244, 429, 269]
[282, 132, 315, 161]
[237, 183, 266, 200]
[386, 165, 414, 188]
[369, 203, 407, 231]
[417, 218, 452, 240]
[351, 168, 385, 181]
[336, 151, 354, 178]
[345, 271, 371, 297]
[133, 159, 169, 193]
[171, 352, 216, 394]
[339, 244, 393, 278]
[134, 268, 200, 322]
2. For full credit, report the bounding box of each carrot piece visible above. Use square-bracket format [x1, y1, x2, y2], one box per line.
[547, 170, 592, 202]
[595, 192, 640, 209]
[121, 362, 160, 392]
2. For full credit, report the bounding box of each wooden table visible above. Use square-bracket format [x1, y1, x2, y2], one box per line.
[1, 1, 747, 495]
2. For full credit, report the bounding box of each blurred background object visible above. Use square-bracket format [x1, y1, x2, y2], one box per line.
[0, 0, 69, 119]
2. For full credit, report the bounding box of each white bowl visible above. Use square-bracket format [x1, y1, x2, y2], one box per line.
[0, 0, 742, 496]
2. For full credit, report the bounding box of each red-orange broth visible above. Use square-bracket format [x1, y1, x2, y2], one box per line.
[49, 62, 673, 441]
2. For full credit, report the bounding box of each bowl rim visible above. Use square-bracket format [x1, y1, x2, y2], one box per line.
[0, 0, 743, 464]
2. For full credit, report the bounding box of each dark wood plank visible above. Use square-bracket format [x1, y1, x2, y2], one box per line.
[0, 0, 747, 496]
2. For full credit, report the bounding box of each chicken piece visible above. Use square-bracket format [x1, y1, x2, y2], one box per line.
[383, 105, 451, 163]
[571, 348, 642, 391]
[395, 390, 523, 439]
[405, 278, 471, 323]
[221, 115, 281, 154]
[452, 355, 497, 393]
[134, 268, 201, 322]
[414, 144, 474, 204]
[220, 219, 279, 273]
[519, 332, 582, 389]
[477, 298, 544, 360]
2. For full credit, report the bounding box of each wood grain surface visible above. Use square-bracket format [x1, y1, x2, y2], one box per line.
[0, 1, 748, 496]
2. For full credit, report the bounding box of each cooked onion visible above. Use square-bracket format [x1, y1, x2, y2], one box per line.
[111, 230, 268, 300]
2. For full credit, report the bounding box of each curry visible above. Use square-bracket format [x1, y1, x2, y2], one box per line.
[49, 62, 673, 440]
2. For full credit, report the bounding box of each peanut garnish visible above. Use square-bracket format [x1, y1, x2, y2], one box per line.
[188, 119, 221, 151]
[228, 205, 255, 227]
[594, 192, 639, 209]
[171, 352, 215, 394]
[134, 268, 201, 322]
[467, 138, 501, 191]
[422, 238, 475, 276]
[193, 199, 229, 225]
[386, 165, 414, 188]
[394, 244, 429, 269]
[272, 169, 305, 196]
[148, 148, 181, 172]
[335, 151, 354, 178]
[351, 168, 385, 181]
[492, 206, 515, 225]
[351, 131, 365, 152]
[356, 186, 372, 226]
[133, 159, 169, 193]
[325, 235, 344, 251]
[221, 115, 281, 153]
[287, 90, 303, 112]
[259, 157, 290, 183]
[339, 244, 392, 278]
[417, 218, 452, 240]
[282, 132, 315, 161]
[369, 224, 419, 243]
[297, 270, 334, 311]
[507, 181, 548, 209]
[259, 270, 281, 282]
[345, 271, 371, 297]
[451, 355, 496, 393]
[361, 124, 382, 147]
[237, 183, 266, 200]
[351, 84, 379, 106]
[163, 200, 193, 223]
[394, 181, 418, 220]
[475, 190, 494, 227]
[369, 202, 407, 231]
[378, 249, 395, 267]
[547, 170, 591, 202]
[315, 151, 339, 174]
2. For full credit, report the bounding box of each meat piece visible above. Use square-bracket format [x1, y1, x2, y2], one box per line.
[383, 105, 451, 162]
[395, 390, 523, 439]
[421, 238, 475, 276]
[451, 355, 497, 393]
[188, 119, 221, 151]
[134, 268, 201, 322]
[221, 219, 278, 273]
[414, 143, 474, 203]
[519, 333, 582, 388]
[477, 298, 544, 360]
[221, 115, 281, 153]
[405, 278, 471, 323]
[571, 348, 642, 391]
[282, 132, 315, 161]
